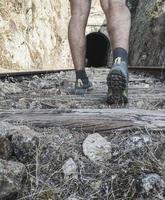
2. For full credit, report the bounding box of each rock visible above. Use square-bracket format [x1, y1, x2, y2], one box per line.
[67, 194, 81, 200]
[28, 80, 39, 90]
[12, 126, 40, 163]
[137, 173, 165, 198]
[0, 83, 22, 95]
[0, 122, 16, 138]
[0, 136, 13, 159]
[155, 143, 165, 178]
[39, 80, 53, 89]
[62, 158, 78, 179]
[29, 100, 42, 110]
[136, 100, 145, 108]
[17, 98, 29, 109]
[83, 133, 112, 164]
[125, 134, 151, 150]
[90, 180, 102, 191]
[0, 159, 25, 200]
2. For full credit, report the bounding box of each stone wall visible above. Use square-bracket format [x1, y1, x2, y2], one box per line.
[0, 0, 71, 72]
[0, 0, 104, 73]
[129, 0, 165, 66]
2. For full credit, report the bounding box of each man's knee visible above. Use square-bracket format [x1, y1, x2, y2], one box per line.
[109, 0, 126, 6]
[109, 1, 128, 13]
[69, 0, 91, 21]
[101, 0, 127, 16]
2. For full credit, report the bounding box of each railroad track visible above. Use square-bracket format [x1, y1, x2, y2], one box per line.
[0, 67, 164, 132]
[0, 66, 164, 78]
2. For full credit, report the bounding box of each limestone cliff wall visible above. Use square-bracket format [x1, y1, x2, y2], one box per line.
[0, 0, 104, 73]
[0, 0, 72, 72]
[129, 0, 165, 66]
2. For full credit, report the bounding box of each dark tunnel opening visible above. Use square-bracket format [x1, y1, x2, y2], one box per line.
[86, 32, 110, 68]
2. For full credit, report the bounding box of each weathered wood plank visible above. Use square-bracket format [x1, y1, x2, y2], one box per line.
[0, 109, 165, 132]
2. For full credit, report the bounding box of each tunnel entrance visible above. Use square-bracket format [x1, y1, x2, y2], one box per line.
[86, 32, 110, 68]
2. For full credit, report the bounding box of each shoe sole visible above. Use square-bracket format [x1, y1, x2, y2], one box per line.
[107, 69, 128, 104]
[69, 85, 93, 96]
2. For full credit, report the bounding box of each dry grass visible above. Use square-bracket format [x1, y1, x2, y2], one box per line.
[14, 127, 165, 200]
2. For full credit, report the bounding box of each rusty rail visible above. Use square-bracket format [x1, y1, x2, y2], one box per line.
[0, 66, 164, 79]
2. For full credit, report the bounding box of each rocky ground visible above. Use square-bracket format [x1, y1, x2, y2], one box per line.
[0, 68, 165, 200]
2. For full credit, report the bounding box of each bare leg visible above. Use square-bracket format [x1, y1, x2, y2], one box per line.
[100, 0, 131, 52]
[68, 0, 91, 71]
[100, 0, 131, 104]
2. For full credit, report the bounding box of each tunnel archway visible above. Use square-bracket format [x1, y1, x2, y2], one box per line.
[86, 32, 110, 68]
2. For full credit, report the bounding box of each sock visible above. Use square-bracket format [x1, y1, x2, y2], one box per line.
[113, 48, 128, 64]
[75, 69, 89, 84]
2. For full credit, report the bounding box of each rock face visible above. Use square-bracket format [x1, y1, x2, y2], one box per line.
[129, 0, 165, 66]
[0, 159, 25, 200]
[0, 0, 104, 73]
[0, 0, 72, 72]
[0, 0, 164, 72]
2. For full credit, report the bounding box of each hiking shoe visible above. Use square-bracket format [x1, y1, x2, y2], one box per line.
[107, 61, 128, 104]
[69, 79, 93, 96]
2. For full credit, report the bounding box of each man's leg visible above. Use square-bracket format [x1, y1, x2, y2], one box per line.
[101, 0, 131, 104]
[68, 0, 92, 90]
[101, 0, 131, 55]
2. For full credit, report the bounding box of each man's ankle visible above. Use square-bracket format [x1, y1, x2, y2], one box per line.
[113, 47, 128, 64]
[75, 69, 89, 84]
